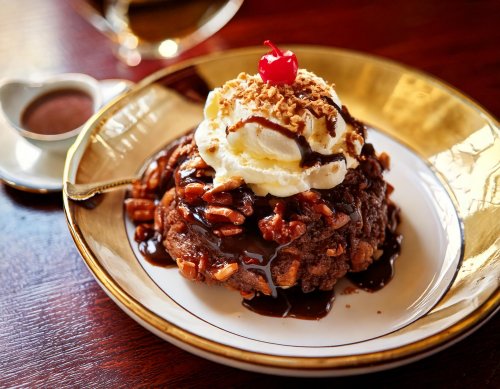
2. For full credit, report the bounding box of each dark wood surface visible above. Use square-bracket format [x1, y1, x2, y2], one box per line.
[1, 0, 498, 387]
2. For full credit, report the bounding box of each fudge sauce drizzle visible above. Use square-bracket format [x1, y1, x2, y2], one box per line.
[174, 157, 283, 297]
[188, 211, 338, 319]
[243, 285, 335, 320]
[139, 233, 174, 266]
[347, 204, 402, 291]
[319, 96, 367, 139]
[227, 116, 346, 168]
[129, 136, 193, 267]
[295, 92, 339, 137]
[189, 223, 285, 297]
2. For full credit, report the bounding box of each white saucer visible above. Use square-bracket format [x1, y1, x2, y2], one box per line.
[0, 79, 133, 193]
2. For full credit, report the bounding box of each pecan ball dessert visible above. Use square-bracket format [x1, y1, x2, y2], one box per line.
[126, 44, 400, 317]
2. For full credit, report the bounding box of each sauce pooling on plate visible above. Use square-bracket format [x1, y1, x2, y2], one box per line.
[243, 286, 336, 320]
[21, 88, 94, 135]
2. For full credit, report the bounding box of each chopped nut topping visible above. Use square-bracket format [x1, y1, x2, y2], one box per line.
[240, 290, 255, 300]
[204, 205, 245, 225]
[177, 259, 198, 280]
[258, 201, 306, 244]
[125, 198, 156, 222]
[378, 152, 391, 170]
[218, 70, 341, 134]
[276, 260, 300, 287]
[346, 130, 364, 157]
[326, 245, 345, 257]
[206, 177, 244, 194]
[330, 212, 350, 230]
[183, 182, 207, 203]
[341, 286, 359, 295]
[214, 225, 244, 237]
[213, 263, 239, 281]
[350, 240, 375, 271]
[207, 141, 219, 153]
[160, 187, 176, 207]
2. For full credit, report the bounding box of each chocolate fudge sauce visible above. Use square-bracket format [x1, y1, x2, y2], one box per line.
[347, 204, 402, 292]
[21, 89, 93, 135]
[139, 233, 174, 267]
[228, 116, 346, 168]
[190, 223, 285, 297]
[243, 285, 335, 320]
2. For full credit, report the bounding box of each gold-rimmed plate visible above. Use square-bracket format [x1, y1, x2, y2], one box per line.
[63, 46, 499, 376]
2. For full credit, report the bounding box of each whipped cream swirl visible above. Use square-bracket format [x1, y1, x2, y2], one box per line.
[195, 69, 364, 197]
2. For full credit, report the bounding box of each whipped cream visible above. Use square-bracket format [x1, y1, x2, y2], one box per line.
[195, 69, 364, 197]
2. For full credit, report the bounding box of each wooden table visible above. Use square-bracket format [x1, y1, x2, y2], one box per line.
[1, 0, 498, 386]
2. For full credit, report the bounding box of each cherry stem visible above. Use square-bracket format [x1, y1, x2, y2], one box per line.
[263, 40, 283, 57]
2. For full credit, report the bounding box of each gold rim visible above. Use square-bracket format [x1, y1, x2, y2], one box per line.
[63, 46, 500, 371]
[0, 176, 58, 193]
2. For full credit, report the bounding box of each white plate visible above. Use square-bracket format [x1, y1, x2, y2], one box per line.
[126, 128, 462, 348]
[0, 79, 133, 193]
[63, 47, 499, 376]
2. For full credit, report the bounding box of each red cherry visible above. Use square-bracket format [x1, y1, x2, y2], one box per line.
[259, 40, 298, 85]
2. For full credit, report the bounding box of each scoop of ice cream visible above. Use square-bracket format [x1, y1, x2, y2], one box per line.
[195, 69, 364, 197]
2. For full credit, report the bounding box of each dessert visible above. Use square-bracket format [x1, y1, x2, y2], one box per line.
[125, 42, 401, 318]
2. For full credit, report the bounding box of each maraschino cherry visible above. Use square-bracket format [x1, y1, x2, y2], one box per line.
[259, 40, 298, 85]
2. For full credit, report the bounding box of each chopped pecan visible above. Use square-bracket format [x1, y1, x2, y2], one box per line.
[177, 203, 192, 221]
[202, 190, 233, 205]
[177, 258, 198, 280]
[206, 140, 219, 154]
[214, 225, 244, 237]
[326, 244, 345, 257]
[378, 152, 390, 170]
[280, 246, 301, 256]
[145, 167, 161, 190]
[134, 223, 154, 242]
[314, 203, 333, 217]
[198, 254, 209, 274]
[350, 240, 375, 271]
[124, 198, 155, 222]
[204, 205, 245, 225]
[213, 263, 239, 281]
[195, 168, 215, 180]
[255, 274, 272, 295]
[346, 131, 364, 157]
[297, 190, 321, 203]
[160, 187, 176, 207]
[183, 155, 209, 170]
[330, 212, 350, 229]
[234, 190, 254, 216]
[258, 203, 306, 244]
[167, 140, 194, 173]
[276, 260, 300, 287]
[183, 182, 206, 203]
[154, 206, 167, 232]
[307, 260, 329, 276]
[240, 290, 255, 300]
[131, 181, 155, 200]
[206, 177, 244, 194]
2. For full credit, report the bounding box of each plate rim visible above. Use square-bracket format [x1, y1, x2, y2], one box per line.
[63, 45, 500, 373]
